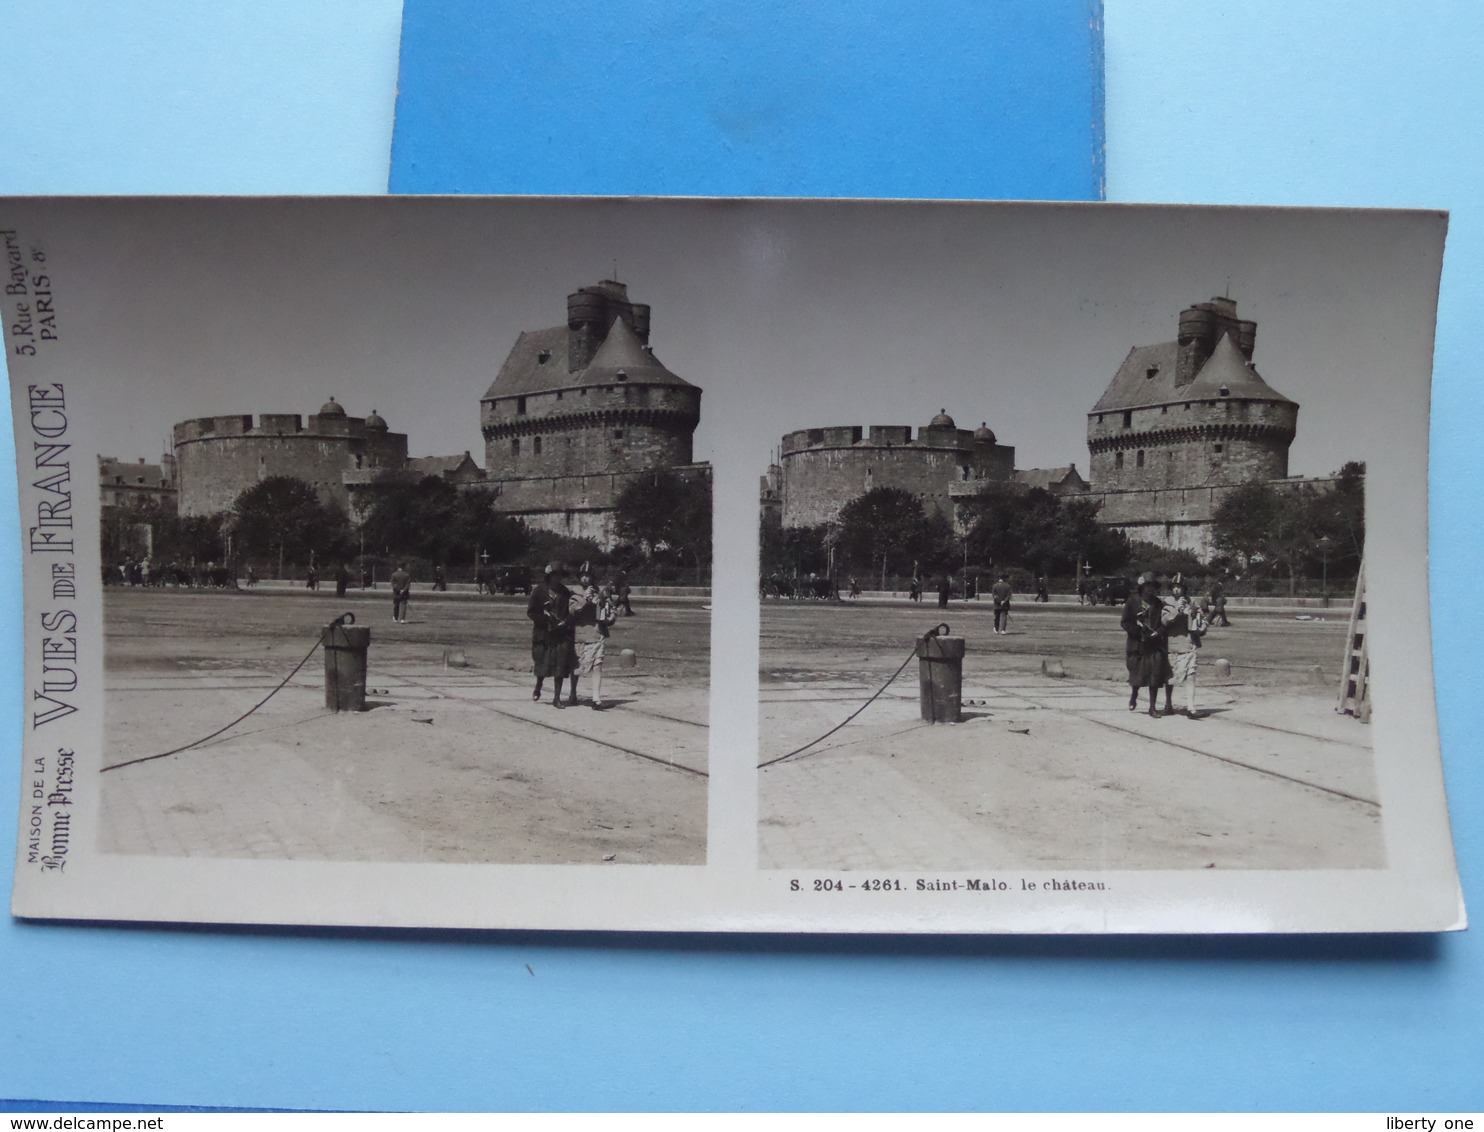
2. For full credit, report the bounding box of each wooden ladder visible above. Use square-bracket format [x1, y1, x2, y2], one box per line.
[1337, 558, 1370, 722]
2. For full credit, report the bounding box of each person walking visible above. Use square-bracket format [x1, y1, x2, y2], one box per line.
[1211, 576, 1231, 627]
[1035, 575, 1049, 603]
[571, 581, 618, 709]
[433, 563, 447, 592]
[615, 570, 635, 616]
[390, 562, 412, 623]
[527, 563, 577, 706]
[936, 573, 951, 609]
[1161, 574, 1209, 717]
[1122, 577, 1172, 716]
[991, 574, 1013, 634]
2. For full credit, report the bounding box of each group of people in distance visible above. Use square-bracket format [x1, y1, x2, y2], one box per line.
[1122, 573, 1213, 719]
[527, 562, 621, 710]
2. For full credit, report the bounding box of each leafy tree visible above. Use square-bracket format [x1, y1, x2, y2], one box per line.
[359, 473, 526, 566]
[1124, 540, 1206, 580]
[759, 511, 838, 578]
[101, 501, 227, 567]
[836, 487, 952, 582]
[232, 476, 351, 572]
[614, 469, 712, 568]
[963, 484, 1128, 576]
[525, 529, 605, 572]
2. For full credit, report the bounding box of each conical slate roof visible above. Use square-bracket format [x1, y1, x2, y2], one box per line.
[581, 315, 693, 388]
[482, 314, 693, 401]
[1187, 333, 1295, 404]
[1091, 334, 1293, 412]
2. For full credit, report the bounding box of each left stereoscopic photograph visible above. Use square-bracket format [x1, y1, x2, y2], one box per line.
[7, 198, 711, 876]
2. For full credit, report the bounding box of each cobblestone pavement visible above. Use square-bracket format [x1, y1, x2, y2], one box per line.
[100, 588, 709, 864]
[759, 601, 1382, 871]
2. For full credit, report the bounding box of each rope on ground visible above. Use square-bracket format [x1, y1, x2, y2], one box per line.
[101, 613, 354, 773]
[758, 633, 939, 770]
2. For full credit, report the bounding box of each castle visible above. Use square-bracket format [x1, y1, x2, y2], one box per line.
[775, 414, 1018, 530]
[478, 279, 705, 543]
[1081, 296, 1301, 555]
[172, 399, 409, 518]
[164, 280, 704, 547]
[771, 296, 1327, 560]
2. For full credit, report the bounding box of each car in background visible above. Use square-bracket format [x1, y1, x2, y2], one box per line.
[491, 565, 533, 595]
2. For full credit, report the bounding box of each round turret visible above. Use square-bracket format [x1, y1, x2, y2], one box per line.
[928, 409, 956, 429]
[366, 409, 387, 431]
[974, 422, 996, 443]
[1178, 306, 1215, 344]
[567, 288, 607, 329]
[319, 397, 346, 417]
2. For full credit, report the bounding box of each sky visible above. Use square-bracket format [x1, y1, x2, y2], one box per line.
[0, 197, 1446, 486]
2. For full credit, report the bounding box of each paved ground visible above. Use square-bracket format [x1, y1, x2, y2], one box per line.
[759, 599, 1382, 871]
[99, 587, 709, 864]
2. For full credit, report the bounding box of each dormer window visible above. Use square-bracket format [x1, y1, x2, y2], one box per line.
[616, 369, 628, 382]
[1146, 366, 1159, 379]
[1218, 386, 1231, 397]
[537, 349, 551, 364]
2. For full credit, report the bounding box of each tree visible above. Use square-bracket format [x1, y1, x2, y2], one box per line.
[837, 487, 948, 583]
[963, 484, 1127, 576]
[359, 473, 527, 566]
[614, 470, 712, 568]
[232, 476, 351, 572]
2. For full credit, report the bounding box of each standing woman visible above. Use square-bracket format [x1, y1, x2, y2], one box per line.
[527, 563, 577, 707]
[1122, 577, 1170, 716]
[571, 582, 618, 709]
[1162, 576, 1209, 717]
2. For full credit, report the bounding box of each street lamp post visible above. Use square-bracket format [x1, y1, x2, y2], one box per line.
[1317, 534, 1332, 608]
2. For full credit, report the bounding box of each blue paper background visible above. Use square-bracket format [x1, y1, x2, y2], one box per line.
[389, 0, 1105, 200]
[1, 0, 1481, 1111]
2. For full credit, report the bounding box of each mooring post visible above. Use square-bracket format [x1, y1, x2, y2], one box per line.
[916, 623, 964, 723]
[322, 613, 371, 712]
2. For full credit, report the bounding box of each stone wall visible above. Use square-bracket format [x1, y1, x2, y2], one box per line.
[482, 383, 700, 482]
[779, 425, 1014, 528]
[1087, 397, 1297, 493]
[172, 413, 408, 516]
[1082, 474, 1342, 557]
[482, 464, 711, 549]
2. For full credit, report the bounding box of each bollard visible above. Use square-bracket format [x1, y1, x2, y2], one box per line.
[323, 615, 370, 712]
[916, 626, 964, 723]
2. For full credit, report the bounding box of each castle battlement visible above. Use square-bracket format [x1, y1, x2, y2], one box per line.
[171, 398, 409, 517]
[778, 411, 1015, 529]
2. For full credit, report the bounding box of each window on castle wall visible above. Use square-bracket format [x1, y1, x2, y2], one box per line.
[1136, 450, 1145, 468]
[556, 390, 563, 400]
[1213, 444, 1224, 454]
[517, 396, 527, 415]
[1122, 411, 1132, 428]
[1161, 405, 1168, 414]
[1114, 451, 1124, 470]
[511, 438, 520, 457]
[534, 436, 542, 455]
[613, 429, 624, 440]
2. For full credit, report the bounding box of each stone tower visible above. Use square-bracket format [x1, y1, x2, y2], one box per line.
[1087, 297, 1298, 496]
[480, 281, 701, 482]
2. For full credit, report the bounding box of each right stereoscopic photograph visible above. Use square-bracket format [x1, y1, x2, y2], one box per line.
[754, 203, 1453, 884]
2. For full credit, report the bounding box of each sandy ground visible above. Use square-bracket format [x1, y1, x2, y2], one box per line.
[99, 587, 709, 865]
[759, 599, 1382, 871]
